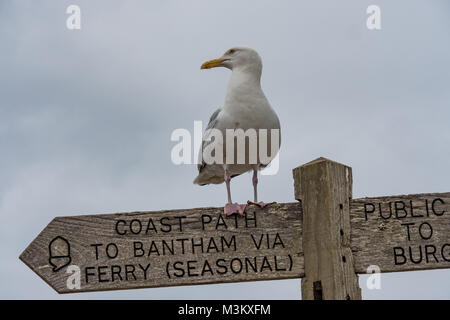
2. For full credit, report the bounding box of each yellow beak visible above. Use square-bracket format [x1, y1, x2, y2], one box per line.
[201, 58, 227, 69]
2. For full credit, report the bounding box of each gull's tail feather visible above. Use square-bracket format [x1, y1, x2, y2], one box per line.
[193, 172, 224, 185]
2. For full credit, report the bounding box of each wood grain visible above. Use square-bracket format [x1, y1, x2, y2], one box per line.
[350, 192, 450, 273]
[294, 158, 361, 300]
[20, 203, 304, 293]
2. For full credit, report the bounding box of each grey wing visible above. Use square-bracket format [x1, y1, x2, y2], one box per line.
[197, 108, 222, 172]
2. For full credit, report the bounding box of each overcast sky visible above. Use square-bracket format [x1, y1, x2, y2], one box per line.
[1, 0, 449, 299]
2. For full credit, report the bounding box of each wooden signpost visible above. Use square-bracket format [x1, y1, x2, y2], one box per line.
[20, 158, 450, 299]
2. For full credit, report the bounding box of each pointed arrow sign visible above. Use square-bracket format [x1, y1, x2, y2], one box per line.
[20, 203, 304, 293]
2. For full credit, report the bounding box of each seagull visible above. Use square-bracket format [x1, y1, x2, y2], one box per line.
[194, 47, 281, 216]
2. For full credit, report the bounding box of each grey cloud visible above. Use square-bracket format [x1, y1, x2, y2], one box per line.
[1, 0, 449, 299]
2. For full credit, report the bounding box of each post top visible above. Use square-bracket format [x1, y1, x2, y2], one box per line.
[293, 157, 350, 172]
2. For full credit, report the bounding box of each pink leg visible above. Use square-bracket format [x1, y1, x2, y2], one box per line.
[223, 168, 246, 216]
[253, 169, 258, 202]
[247, 169, 275, 208]
[225, 169, 232, 204]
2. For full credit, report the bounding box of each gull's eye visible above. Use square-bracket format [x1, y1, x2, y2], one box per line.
[228, 49, 235, 54]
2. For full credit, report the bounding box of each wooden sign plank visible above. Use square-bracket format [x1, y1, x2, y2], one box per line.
[20, 203, 304, 293]
[350, 192, 450, 273]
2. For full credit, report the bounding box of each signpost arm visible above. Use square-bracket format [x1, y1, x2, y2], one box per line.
[293, 157, 362, 300]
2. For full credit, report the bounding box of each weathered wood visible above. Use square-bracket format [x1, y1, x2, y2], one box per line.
[20, 156, 450, 296]
[293, 158, 361, 300]
[350, 192, 450, 273]
[20, 203, 304, 293]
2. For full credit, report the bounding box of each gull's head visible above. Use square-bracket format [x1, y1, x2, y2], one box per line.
[201, 47, 262, 73]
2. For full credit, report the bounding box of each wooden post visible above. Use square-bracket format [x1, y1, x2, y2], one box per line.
[293, 157, 362, 300]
